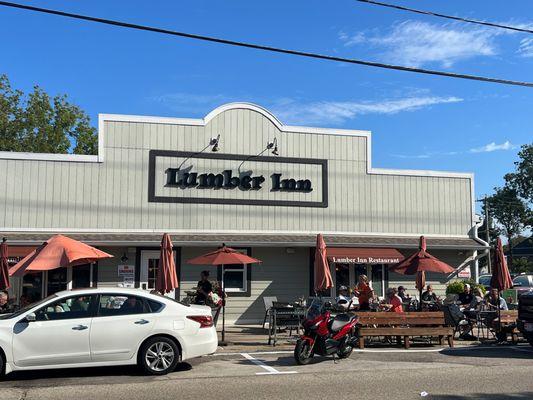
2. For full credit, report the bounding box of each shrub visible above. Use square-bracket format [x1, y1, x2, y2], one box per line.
[445, 279, 486, 296]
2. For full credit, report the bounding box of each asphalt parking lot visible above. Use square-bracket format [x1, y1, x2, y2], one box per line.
[1, 344, 533, 400]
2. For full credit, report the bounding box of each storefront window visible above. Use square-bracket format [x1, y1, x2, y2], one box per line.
[223, 265, 246, 292]
[334, 264, 350, 295]
[47, 268, 68, 295]
[22, 272, 43, 303]
[72, 264, 92, 289]
[371, 265, 385, 298]
[147, 259, 158, 290]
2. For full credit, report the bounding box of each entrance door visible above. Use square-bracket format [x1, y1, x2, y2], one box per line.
[140, 250, 176, 298]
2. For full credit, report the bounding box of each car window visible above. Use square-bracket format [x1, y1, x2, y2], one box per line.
[147, 299, 164, 313]
[34, 295, 94, 321]
[97, 294, 149, 316]
[513, 276, 531, 287]
[479, 276, 491, 286]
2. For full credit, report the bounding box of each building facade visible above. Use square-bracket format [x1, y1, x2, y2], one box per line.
[0, 103, 487, 323]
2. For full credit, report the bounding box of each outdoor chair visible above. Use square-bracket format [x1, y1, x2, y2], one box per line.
[442, 304, 474, 339]
[262, 296, 277, 329]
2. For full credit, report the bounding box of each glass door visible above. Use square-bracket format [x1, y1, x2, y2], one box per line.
[140, 250, 176, 298]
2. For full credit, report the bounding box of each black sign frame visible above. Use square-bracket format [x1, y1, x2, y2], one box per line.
[148, 150, 328, 208]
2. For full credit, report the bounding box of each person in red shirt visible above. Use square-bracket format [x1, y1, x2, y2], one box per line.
[383, 287, 404, 313]
[354, 275, 374, 311]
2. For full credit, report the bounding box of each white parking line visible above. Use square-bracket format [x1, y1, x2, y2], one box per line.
[240, 353, 298, 375]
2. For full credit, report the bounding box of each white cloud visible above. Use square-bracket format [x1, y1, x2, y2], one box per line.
[518, 38, 533, 58]
[470, 141, 517, 153]
[272, 96, 463, 125]
[340, 20, 498, 68]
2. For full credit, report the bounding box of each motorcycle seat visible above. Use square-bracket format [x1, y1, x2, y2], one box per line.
[329, 313, 355, 332]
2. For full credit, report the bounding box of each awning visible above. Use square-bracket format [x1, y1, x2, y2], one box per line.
[327, 247, 405, 264]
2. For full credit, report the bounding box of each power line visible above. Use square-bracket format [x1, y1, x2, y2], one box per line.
[356, 0, 533, 34]
[0, 1, 532, 88]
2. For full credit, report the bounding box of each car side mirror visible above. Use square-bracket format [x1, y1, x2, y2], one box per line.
[24, 313, 36, 322]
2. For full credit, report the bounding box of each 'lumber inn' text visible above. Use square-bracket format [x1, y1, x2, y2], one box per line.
[165, 168, 313, 193]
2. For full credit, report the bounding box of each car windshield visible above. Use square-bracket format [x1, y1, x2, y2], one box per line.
[479, 276, 491, 286]
[0, 294, 57, 320]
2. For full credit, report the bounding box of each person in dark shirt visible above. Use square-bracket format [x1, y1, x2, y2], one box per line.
[397, 286, 409, 302]
[195, 270, 213, 305]
[421, 285, 438, 303]
[457, 284, 474, 307]
[0, 291, 16, 314]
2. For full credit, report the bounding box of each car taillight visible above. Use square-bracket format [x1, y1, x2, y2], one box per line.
[186, 315, 213, 328]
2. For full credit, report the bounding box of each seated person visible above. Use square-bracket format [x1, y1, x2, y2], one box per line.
[119, 297, 144, 314]
[457, 284, 474, 309]
[195, 270, 213, 305]
[487, 288, 508, 311]
[381, 287, 404, 313]
[421, 284, 438, 303]
[397, 286, 410, 302]
[468, 287, 485, 311]
[335, 286, 358, 309]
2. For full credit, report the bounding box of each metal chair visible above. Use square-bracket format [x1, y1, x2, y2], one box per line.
[262, 296, 277, 329]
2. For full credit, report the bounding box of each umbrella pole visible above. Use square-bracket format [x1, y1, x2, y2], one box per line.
[219, 264, 228, 346]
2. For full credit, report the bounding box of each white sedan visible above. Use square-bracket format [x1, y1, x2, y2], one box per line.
[0, 288, 218, 376]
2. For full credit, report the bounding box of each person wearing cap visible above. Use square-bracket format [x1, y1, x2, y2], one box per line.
[458, 283, 474, 308]
[381, 287, 404, 313]
[397, 286, 409, 302]
[336, 286, 358, 309]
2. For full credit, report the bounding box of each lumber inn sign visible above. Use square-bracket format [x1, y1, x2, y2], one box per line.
[148, 150, 328, 207]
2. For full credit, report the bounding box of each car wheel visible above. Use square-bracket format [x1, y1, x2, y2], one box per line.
[139, 336, 180, 375]
[0, 352, 4, 378]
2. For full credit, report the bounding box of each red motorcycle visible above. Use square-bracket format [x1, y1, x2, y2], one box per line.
[294, 300, 359, 365]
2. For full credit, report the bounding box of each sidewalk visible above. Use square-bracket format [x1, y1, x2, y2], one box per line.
[215, 324, 506, 354]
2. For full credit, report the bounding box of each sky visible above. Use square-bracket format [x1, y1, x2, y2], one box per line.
[1, 0, 532, 215]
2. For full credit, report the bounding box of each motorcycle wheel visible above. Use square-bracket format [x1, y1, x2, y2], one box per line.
[337, 344, 353, 359]
[294, 339, 313, 365]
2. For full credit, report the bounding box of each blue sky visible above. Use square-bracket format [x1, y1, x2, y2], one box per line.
[1, 0, 532, 214]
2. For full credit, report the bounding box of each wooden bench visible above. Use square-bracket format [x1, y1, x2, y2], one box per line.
[357, 311, 454, 349]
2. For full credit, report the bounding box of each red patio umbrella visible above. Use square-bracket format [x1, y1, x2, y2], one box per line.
[390, 236, 455, 306]
[156, 233, 179, 294]
[10, 234, 113, 277]
[187, 245, 262, 345]
[491, 237, 513, 329]
[490, 238, 512, 292]
[0, 238, 10, 290]
[314, 234, 333, 293]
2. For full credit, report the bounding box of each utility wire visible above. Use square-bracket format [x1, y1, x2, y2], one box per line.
[0, 1, 532, 88]
[356, 0, 533, 34]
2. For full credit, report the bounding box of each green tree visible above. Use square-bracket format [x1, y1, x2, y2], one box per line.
[0, 74, 97, 155]
[487, 186, 531, 267]
[505, 144, 533, 205]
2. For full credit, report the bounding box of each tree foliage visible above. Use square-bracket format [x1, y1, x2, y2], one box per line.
[487, 186, 531, 266]
[0, 74, 97, 155]
[505, 144, 533, 205]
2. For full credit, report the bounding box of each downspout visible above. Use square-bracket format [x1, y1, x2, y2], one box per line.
[472, 217, 490, 283]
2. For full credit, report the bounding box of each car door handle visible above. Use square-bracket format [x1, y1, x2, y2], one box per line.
[134, 319, 150, 325]
[72, 325, 88, 331]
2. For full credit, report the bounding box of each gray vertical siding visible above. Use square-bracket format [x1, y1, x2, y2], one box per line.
[0, 105, 474, 236]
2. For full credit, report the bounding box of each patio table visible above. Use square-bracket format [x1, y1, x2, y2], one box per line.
[268, 302, 306, 346]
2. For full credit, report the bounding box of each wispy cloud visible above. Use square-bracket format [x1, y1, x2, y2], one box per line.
[518, 38, 533, 58]
[469, 141, 517, 153]
[393, 141, 518, 159]
[150, 93, 232, 113]
[339, 19, 533, 68]
[271, 96, 463, 125]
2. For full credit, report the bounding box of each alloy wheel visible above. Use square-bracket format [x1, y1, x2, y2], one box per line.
[145, 341, 175, 372]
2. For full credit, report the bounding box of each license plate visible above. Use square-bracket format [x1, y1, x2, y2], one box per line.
[525, 323, 533, 332]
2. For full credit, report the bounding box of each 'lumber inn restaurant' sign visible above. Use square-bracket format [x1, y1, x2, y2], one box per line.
[148, 150, 328, 207]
